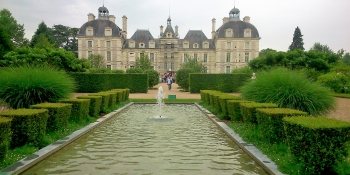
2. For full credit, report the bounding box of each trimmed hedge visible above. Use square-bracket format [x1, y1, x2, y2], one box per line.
[69, 73, 148, 93]
[0, 109, 49, 148]
[88, 93, 110, 113]
[111, 89, 129, 102]
[219, 95, 242, 119]
[0, 117, 12, 162]
[30, 103, 72, 132]
[100, 92, 117, 108]
[189, 73, 250, 93]
[283, 116, 350, 174]
[76, 96, 102, 117]
[240, 102, 278, 124]
[208, 91, 222, 107]
[256, 108, 307, 143]
[227, 100, 254, 121]
[59, 99, 90, 121]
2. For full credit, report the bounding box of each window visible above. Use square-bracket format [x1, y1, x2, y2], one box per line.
[226, 53, 231, 62]
[88, 51, 92, 55]
[227, 42, 231, 49]
[149, 42, 155, 48]
[245, 42, 250, 49]
[226, 29, 233, 37]
[106, 41, 111, 47]
[150, 53, 154, 62]
[193, 43, 198, 48]
[164, 53, 167, 59]
[171, 53, 174, 59]
[88, 41, 92, 47]
[107, 51, 111, 61]
[203, 42, 209, 48]
[107, 65, 111, 70]
[204, 67, 208, 73]
[183, 42, 189, 48]
[204, 54, 208, 62]
[244, 30, 251, 37]
[164, 62, 167, 69]
[194, 53, 198, 60]
[139, 43, 145, 48]
[171, 62, 174, 70]
[86, 28, 93, 36]
[130, 66, 135, 68]
[129, 52, 135, 62]
[184, 53, 188, 62]
[226, 66, 231, 74]
[105, 29, 112, 36]
[129, 42, 135, 48]
[245, 53, 249, 62]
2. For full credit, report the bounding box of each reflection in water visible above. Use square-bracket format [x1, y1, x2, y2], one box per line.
[24, 104, 268, 175]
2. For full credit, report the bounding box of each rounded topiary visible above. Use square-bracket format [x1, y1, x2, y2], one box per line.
[176, 68, 195, 91]
[144, 69, 159, 88]
[240, 68, 335, 115]
[0, 65, 76, 109]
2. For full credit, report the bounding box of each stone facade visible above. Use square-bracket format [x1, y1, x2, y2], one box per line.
[78, 5, 260, 73]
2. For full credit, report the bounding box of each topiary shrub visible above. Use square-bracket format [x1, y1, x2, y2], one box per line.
[0, 65, 76, 109]
[76, 96, 102, 117]
[316, 72, 350, 93]
[240, 68, 335, 115]
[111, 69, 125, 74]
[176, 68, 195, 91]
[126, 68, 143, 74]
[144, 69, 159, 88]
[0, 117, 11, 162]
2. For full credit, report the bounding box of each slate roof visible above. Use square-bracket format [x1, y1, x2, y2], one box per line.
[78, 19, 122, 37]
[216, 20, 259, 39]
[180, 30, 214, 49]
[124, 30, 159, 48]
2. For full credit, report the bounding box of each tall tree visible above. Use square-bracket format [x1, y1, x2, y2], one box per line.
[135, 51, 152, 71]
[180, 57, 205, 73]
[289, 26, 304, 51]
[30, 21, 57, 48]
[259, 48, 277, 57]
[0, 9, 28, 47]
[33, 33, 56, 49]
[309, 42, 333, 54]
[0, 24, 14, 59]
[88, 54, 105, 68]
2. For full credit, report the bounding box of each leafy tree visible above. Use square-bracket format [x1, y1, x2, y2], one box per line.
[342, 52, 350, 65]
[88, 54, 105, 68]
[126, 68, 143, 73]
[180, 57, 204, 73]
[176, 68, 195, 91]
[50, 25, 79, 55]
[30, 21, 57, 48]
[309, 42, 333, 54]
[135, 51, 152, 71]
[0, 24, 14, 59]
[289, 26, 304, 51]
[259, 48, 276, 57]
[0, 9, 28, 47]
[145, 69, 159, 88]
[33, 33, 56, 49]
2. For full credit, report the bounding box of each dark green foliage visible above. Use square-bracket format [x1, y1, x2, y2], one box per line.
[200, 90, 211, 103]
[59, 99, 90, 122]
[0, 117, 12, 162]
[88, 54, 105, 68]
[0, 109, 48, 148]
[30, 103, 72, 132]
[176, 68, 195, 91]
[240, 102, 278, 124]
[69, 73, 148, 93]
[259, 48, 277, 57]
[317, 72, 350, 93]
[189, 73, 250, 93]
[1, 47, 91, 72]
[111, 69, 125, 74]
[231, 66, 253, 74]
[87, 68, 112, 73]
[256, 108, 307, 143]
[126, 68, 143, 73]
[0, 66, 76, 109]
[144, 69, 159, 88]
[30, 21, 57, 48]
[0, 9, 27, 48]
[309, 42, 333, 54]
[180, 57, 205, 73]
[135, 51, 152, 71]
[240, 68, 335, 115]
[289, 26, 304, 51]
[88, 93, 110, 113]
[218, 95, 242, 119]
[76, 96, 102, 117]
[100, 92, 117, 108]
[49, 24, 78, 54]
[208, 91, 223, 107]
[227, 100, 254, 121]
[111, 89, 128, 102]
[0, 23, 14, 59]
[284, 116, 350, 174]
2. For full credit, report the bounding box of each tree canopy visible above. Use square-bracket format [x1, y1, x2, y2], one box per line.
[50, 24, 79, 56]
[135, 51, 152, 71]
[30, 21, 57, 48]
[289, 26, 304, 51]
[0, 9, 28, 47]
[88, 54, 105, 68]
[0, 23, 14, 59]
[180, 57, 205, 73]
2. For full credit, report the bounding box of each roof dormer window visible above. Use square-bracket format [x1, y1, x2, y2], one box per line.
[193, 43, 199, 48]
[139, 42, 145, 48]
[166, 32, 172, 38]
[244, 29, 252, 37]
[105, 27, 112, 36]
[149, 42, 155, 48]
[183, 42, 189, 48]
[86, 27, 93, 36]
[129, 41, 135, 48]
[225, 28, 233, 37]
[203, 42, 209, 49]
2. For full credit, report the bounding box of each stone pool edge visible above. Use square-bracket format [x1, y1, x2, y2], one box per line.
[0, 103, 133, 175]
[195, 103, 285, 175]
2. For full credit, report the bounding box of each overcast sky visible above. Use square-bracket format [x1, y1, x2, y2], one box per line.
[1, 0, 350, 52]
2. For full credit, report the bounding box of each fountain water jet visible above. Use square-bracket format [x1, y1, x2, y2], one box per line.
[156, 86, 164, 117]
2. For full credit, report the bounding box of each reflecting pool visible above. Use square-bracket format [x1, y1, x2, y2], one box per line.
[24, 104, 268, 175]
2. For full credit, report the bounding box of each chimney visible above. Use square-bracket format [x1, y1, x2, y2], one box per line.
[175, 25, 178, 34]
[122, 15, 127, 38]
[211, 18, 216, 39]
[109, 15, 116, 23]
[243, 16, 250, 23]
[222, 17, 229, 24]
[88, 13, 95, 21]
[160, 25, 164, 35]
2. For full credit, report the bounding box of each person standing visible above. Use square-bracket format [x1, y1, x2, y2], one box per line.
[167, 76, 172, 90]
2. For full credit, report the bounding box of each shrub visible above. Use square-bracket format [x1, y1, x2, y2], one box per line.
[0, 65, 75, 109]
[317, 72, 350, 93]
[176, 68, 195, 91]
[30, 103, 72, 132]
[218, 95, 242, 119]
[76, 96, 102, 117]
[231, 66, 253, 75]
[0, 109, 49, 148]
[87, 68, 112, 73]
[240, 68, 335, 115]
[100, 92, 117, 108]
[59, 99, 90, 121]
[227, 100, 254, 121]
[240, 102, 278, 124]
[111, 69, 125, 74]
[126, 68, 143, 74]
[144, 69, 159, 88]
[0, 117, 11, 162]
[88, 93, 110, 113]
[256, 108, 307, 143]
[284, 116, 350, 174]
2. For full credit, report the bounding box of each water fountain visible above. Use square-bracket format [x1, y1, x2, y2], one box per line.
[156, 86, 164, 118]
